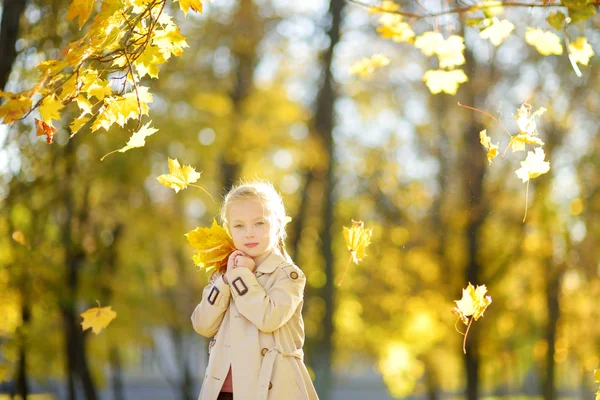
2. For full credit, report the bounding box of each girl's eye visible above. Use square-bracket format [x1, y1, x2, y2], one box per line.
[234, 225, 243, 229]
[256, 221, 264, 226]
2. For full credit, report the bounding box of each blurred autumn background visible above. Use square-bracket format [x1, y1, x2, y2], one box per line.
[0, 0, 599, 399]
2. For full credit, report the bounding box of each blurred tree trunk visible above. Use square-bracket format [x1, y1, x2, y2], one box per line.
[461, 118, 486, 400]
[60, 142, 98, 400]
[311, 0, 344, 399]
[109, 347, 125, 400]
[0, 0, 27, 90]
[219, 0, 261, 192]
[16, 301, 31, 399]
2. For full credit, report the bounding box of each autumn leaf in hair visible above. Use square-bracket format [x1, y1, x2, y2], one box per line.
[186, 219, 236, 274]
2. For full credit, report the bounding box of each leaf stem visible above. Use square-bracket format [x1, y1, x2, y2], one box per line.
[523, 179, 530, 223]
[463, 317, 474, 354]
[337, 254, 354, 287]
[189, 184, 215, 201]
[457, 102, 512, 138]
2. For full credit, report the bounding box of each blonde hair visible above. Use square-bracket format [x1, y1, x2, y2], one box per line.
[220, 180, 292, 263]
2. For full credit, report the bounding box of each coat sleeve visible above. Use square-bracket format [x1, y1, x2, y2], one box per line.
[225, 265, 305, 333]
[191, 274, 231, 337]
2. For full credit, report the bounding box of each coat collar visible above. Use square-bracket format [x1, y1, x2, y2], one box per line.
[255, 250, 286, 274]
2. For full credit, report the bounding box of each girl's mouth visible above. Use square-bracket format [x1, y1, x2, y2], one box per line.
[245, 243, 258, 248]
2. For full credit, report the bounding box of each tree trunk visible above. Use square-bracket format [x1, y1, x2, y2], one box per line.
[219, 0, 260, 192]
[60, 142, 98, 400]
[311, 0, 344, 398]
[16, 302, 31, 399]
[0, 0, 27, 90]
[542, 272, 561, 400]
[110, 346, 126, 400]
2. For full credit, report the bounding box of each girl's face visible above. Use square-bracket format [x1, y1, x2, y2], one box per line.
[227, 198, 276, 263]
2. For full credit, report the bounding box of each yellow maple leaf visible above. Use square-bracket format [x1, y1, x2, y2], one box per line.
[349, 54, 390, 78]
[11, 231, 27, 246]
[70, 115, 91, 136]
[338, 220, 373, 287]
[479, 18, 514, 46]
[80, 305, 117, 334]
[344, 220, 373, 264]
[157, 158, 201, 193]
[186, 219, 236, 274]
[153, 26, 189, 58]
[479, 129, 499, 165]
[452, 282, 492, 326]
[66, 0, 96, 29]
[480, 0, 503, 17]
[377, 15, 415, 43]
[436, 36, 465, 68]
[39, 94, 64, 123]
[0, 91, 32, 124]
[415, 31, 444, 57]
[415, 32, 465, 68]
[100, 121, 158, 161]
[422, 69, 468, 95]
[515, 103, 546, 136]
[509, 134, 545, 152]
[525, 28, 563, 56]
[568, 37, 594, 66]
[177, 0, 203, 16]
[368, 0, 399, 13]
[515, 147, 550, 183]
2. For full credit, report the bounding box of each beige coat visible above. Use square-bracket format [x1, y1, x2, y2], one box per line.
[191, 251, 319, 400]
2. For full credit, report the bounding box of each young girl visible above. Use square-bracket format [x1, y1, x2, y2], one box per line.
[191, 181, 319, 400]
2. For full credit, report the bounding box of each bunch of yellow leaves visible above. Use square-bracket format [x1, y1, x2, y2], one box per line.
[186, 219, 236, 274]
[452, 282, 492, 354]
[80, 303, 117, 334]
[338, 220, 373, 287]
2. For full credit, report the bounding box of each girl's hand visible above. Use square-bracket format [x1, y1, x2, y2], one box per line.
[235, 255, 256, 272]
[223, 250, 246, 284]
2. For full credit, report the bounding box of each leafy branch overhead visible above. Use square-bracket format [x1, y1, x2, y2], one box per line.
[0, 0, 203, 153]
[349, 0, 596, 93]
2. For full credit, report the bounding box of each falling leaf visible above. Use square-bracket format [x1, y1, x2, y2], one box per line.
[479, 129, 499, 164]
[11, 231, 27, 246]
[515, 103, 546, 136]
[343, 220, 373, 264]
[509, 133, 545, 152]
[338, 220, 373, 287]
[101, 121, 158, 160]
[35, 118, 57, 144]
[479, 18, 514, 46]
[452, 282, 492, 326]
[177, 0, 203, 16]
[525, 28, 563, 56]
[80, 305, 117, 334]
[157, 158, 201, 193]
[515, 147, 550, 183]
[185, 219, 236, 274]
[422, 69, 468, 95]
[39, 94, 64, 124]
[568, 37, 594, 66]
[349, 54, 391, 78]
